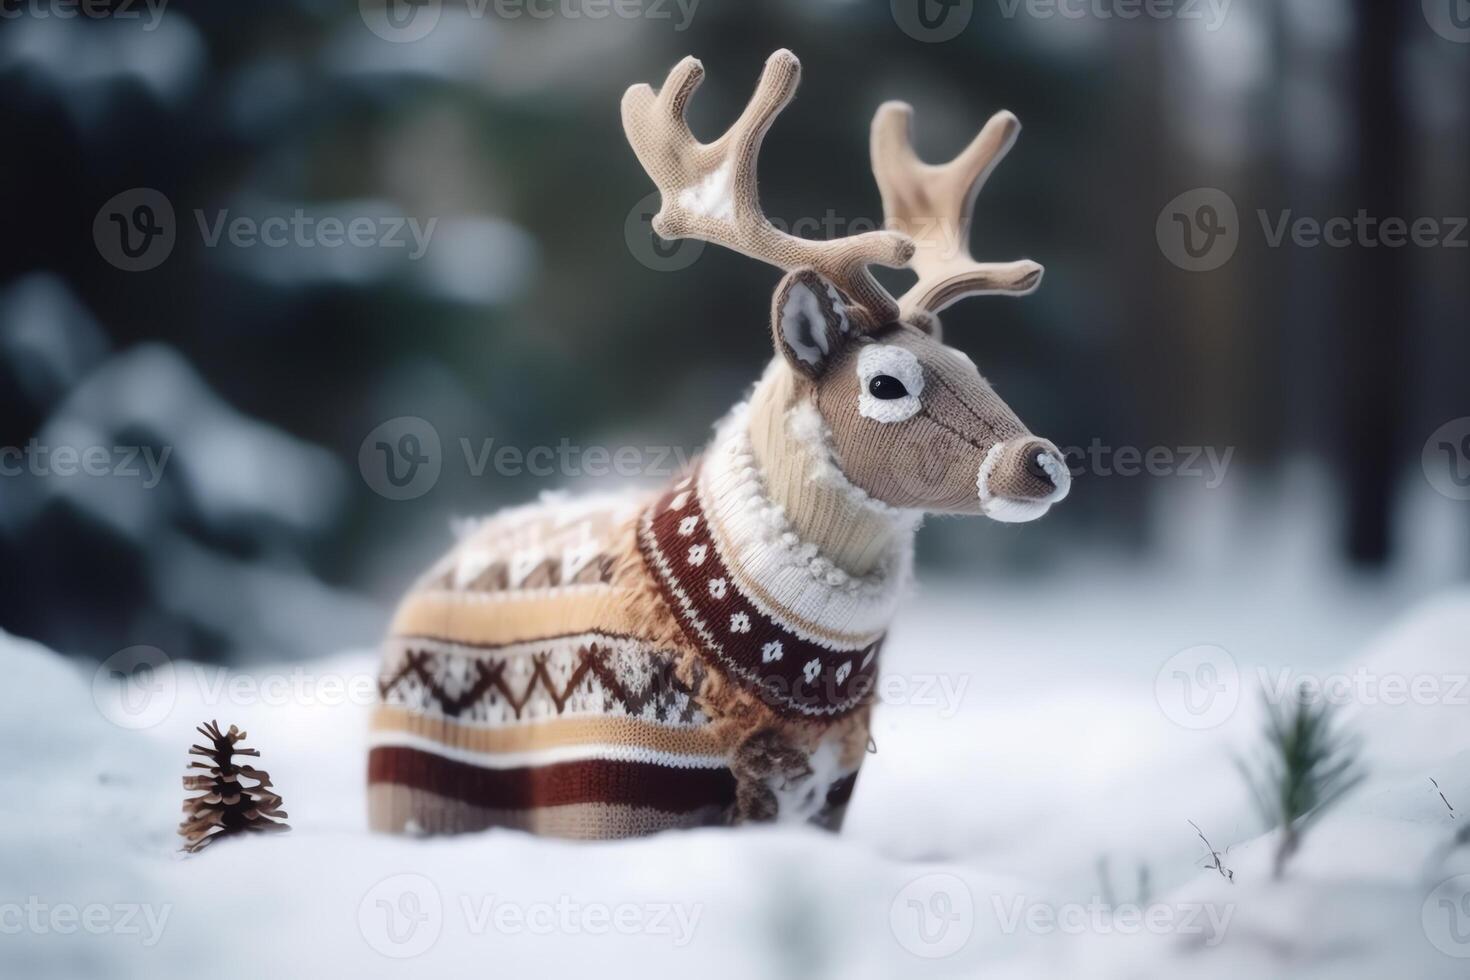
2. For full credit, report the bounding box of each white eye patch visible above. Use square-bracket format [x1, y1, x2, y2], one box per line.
[857, 344, 924, 423]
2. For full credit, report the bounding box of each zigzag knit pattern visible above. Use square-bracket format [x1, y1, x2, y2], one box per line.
[367, 436, 897, 839]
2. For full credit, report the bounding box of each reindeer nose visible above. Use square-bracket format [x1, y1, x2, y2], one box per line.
[1024, 445, 1056, 488]
[976, 438, 1070, 523]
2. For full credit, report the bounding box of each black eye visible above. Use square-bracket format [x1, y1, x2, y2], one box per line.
[868, 375, 909, 400]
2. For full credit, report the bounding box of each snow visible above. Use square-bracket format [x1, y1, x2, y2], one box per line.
[31, 343, 346, 538]
[0, 13, 205, 126]
[0, 274, 110, 409]
[3, 574, 1469, 979]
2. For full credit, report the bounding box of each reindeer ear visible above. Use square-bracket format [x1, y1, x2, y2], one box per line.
[770, 269, 858, 378]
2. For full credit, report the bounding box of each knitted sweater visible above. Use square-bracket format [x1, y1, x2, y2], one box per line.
[368, 379, 914, 839]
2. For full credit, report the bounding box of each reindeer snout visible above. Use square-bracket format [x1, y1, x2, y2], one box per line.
[976, 438, 1071, 523]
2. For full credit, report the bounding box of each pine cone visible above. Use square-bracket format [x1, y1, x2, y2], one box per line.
[179, 720, 290, 853]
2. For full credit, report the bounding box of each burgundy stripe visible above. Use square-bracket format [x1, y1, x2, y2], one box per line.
[368, 746, 736, 813]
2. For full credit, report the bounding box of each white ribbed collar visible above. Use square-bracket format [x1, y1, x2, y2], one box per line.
[695, 400, 915, 648]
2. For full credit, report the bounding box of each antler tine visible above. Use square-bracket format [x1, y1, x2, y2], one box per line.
[872, 101, 1043, 324]
[623, 50, 915, 326]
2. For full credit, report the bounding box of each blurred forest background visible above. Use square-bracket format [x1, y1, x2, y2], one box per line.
[0, 0, 1466, 664]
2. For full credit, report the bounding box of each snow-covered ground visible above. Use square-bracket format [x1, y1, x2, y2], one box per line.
[3, 570, 1469, 979]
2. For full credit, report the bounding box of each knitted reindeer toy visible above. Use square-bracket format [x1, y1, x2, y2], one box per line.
[368, 50, 1069, 840]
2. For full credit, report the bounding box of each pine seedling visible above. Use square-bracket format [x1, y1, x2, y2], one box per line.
[1237, 686, 1364, 880]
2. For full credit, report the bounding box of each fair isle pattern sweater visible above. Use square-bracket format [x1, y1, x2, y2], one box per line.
[367, 412, 909, 839]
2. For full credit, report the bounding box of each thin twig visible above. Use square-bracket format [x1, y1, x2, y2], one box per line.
[1188, 819, 1235, 883]
[1432, 777, 1455, 818]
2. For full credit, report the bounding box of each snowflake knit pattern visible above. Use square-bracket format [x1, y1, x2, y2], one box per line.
[638, 468, 883, 719]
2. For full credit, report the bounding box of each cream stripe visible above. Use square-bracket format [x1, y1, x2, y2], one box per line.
[371, 705, 725, 757]
[369, 729, 729, 771]
[389, 587, 643, 646]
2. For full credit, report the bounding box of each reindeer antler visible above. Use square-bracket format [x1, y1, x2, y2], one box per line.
[871, 102, 1043, 325]
[623, 50, 916, 327]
